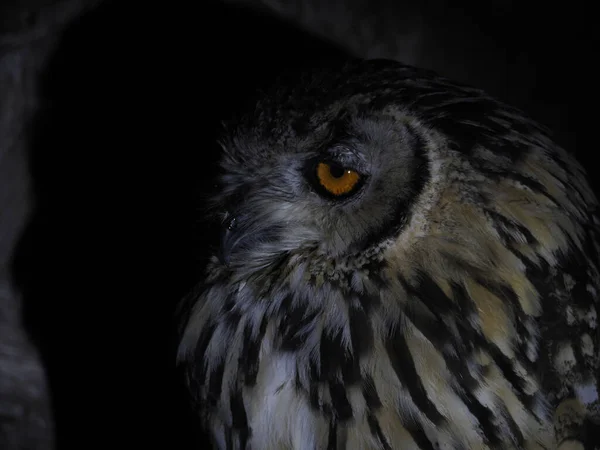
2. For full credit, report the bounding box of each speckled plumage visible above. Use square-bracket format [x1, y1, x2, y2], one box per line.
[177, 59, 600, 449]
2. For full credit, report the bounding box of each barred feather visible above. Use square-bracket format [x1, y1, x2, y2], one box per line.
[177, 59, 600, 449]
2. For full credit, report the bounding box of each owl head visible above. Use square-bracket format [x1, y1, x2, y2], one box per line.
[209, 59, 569, 280]
[216, 90, 427, 273]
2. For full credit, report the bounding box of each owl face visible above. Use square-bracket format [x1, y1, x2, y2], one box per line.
[216, 111, 429, 272]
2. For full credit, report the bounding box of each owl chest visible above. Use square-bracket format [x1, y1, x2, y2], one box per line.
[218, 326, 557, 450]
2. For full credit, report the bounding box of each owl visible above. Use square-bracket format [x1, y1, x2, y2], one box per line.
[176, 59, 600, 449]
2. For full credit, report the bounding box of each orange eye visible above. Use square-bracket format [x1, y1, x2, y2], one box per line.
[316, 162, 361, 196]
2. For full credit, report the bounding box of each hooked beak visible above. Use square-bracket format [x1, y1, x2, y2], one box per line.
[219, 214, 238, 266]
[218, 211, 284, 267]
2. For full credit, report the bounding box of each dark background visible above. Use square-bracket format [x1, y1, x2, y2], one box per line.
[8, 0, 588, 448]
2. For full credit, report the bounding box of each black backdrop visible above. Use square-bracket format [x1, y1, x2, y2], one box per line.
[8, 0, 589, 448]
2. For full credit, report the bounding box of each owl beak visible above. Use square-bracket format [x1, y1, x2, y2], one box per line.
[219, 212, 281, 266]
[219, 215, 238, 266]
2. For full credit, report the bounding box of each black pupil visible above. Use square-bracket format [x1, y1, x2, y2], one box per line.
[329, 163, 345, 178]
